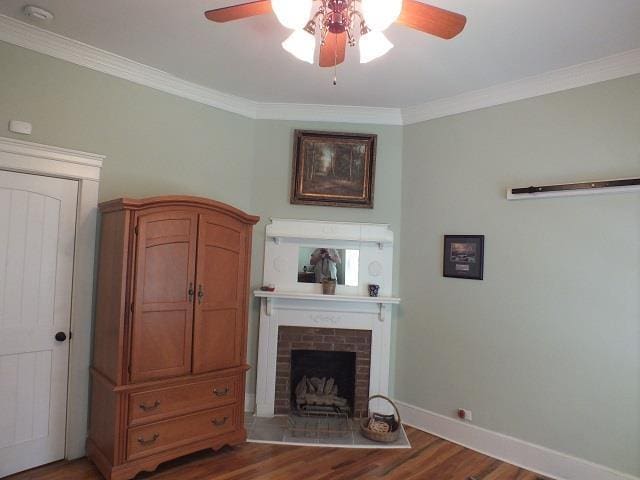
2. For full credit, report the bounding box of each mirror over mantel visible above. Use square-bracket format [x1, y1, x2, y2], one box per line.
[261, 219, 395, 298]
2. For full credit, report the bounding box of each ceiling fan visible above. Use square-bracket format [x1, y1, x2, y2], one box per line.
[204, 0, 466, 67]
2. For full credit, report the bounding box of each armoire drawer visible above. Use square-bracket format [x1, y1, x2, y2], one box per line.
[128, 375, 239, 426]
[126, 405, 237, 461]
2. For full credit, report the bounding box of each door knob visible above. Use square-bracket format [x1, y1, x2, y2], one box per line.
[54, 331, 67, 342]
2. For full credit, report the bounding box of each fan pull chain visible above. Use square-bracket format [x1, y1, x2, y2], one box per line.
[333, 34, 338, 86]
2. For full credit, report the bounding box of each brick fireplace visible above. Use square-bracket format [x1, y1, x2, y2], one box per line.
[274, 327, 371, 417]
[253, 219, 400, 418]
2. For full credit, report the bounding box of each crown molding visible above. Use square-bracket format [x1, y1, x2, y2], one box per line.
[0, 14, 259, 119]
[1, 15, 640, 127]
[0, 14, 398, 125]
[401, 48, 640, 125]
[255, 102, 403, 125]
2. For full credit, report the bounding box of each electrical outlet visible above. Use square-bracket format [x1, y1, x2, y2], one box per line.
[457, 408, 472, 422]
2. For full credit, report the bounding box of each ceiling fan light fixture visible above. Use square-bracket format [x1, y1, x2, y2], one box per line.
[361, 0, 402, 31]
[359, 30, 393, 63]
[272, 0, 313, 30]
[282, 30, 316, 64]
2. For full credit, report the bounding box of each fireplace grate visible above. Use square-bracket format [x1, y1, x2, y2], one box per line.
[287, 411, 351, 439]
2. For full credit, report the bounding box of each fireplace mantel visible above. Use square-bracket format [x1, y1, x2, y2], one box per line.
[253, 219, 399, 417]
[254, 290, 401, 321]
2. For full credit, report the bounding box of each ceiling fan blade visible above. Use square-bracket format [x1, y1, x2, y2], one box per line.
[204, 1, 272, 23]
[397, 0, 466, 39]
[319, 32, 347, 68]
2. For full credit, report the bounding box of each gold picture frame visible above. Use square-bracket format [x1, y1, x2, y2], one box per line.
[290, 130, 377, 208]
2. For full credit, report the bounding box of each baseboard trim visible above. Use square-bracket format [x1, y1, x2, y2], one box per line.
[395, 400, 638, 480]
[244, 393, 256, 413]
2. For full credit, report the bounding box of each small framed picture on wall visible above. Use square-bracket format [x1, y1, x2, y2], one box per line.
[443, 235, 484, 280]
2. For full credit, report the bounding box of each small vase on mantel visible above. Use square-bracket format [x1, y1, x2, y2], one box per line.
[322, 278, 337, 295]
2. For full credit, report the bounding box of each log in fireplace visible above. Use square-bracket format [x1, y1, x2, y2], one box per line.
[291, 350, 355, 415]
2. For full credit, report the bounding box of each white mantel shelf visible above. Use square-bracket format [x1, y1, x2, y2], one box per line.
[254, 290, 400, 322]
[253, 290, 401, 304]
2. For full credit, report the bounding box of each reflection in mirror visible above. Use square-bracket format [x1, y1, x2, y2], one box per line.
[298, 247, 359, 286]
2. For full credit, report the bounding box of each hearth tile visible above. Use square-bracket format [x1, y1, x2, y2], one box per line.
[282, 432, 320, 444]
[244, 413, 257, 429]
[248, 425, 286, 442]
[316, 431, 355, 445]
[254, 415, 289, 428]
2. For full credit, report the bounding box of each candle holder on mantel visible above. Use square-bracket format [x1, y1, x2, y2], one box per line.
[322, 279, 336, 295]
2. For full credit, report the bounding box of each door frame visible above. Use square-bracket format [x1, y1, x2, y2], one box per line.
[0, 136, 103, 460]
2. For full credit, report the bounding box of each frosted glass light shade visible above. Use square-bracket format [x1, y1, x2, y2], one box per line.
[361, 0, 402, 31]
[282, 30, 316, 64]
[272, 0, 313, 30]
[359, 31, 393, 63]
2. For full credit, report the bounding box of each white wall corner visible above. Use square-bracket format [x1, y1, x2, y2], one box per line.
[401, 48, 640, 125]
[395, 400, 639, 480]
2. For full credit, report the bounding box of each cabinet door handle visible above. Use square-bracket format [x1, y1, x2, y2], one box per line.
[138, 400, 160, 412]
[188, 283, 195, 303]
[197, 285, 204, 304]
[211, 416, 228, 427]
[213, 387, 229, 397]
[137, 433, 159, 445]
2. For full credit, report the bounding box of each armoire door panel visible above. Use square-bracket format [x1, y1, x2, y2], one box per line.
[203, 247, 240, 305]
[203, 223, 241, 252]
[193, 309, 239, 373]
[142, 243, 192, 304]
[193, 214, 246, 374]
[134, 310, 191, 374]
[130, 212, 197, 383]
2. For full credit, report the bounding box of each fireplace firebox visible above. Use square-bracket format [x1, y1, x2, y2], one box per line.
[291, 350, 356, 415]
[275, 326, 371, 417]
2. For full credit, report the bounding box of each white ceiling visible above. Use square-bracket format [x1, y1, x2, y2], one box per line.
[1, 0, 640, 108]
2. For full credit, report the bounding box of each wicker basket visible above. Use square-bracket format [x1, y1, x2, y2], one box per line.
[360, 395, 402, 443]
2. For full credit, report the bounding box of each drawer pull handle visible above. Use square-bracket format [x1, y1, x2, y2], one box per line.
[213, 387, 229, 397]
[211, 416, 228, 427]
[137, 433, 159, 445]
[139, 400, 161, 412]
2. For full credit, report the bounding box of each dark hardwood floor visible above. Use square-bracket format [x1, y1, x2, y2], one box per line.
[6, 427, 545, 480]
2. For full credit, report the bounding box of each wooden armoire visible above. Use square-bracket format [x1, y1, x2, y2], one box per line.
[86, 196, 259, 480]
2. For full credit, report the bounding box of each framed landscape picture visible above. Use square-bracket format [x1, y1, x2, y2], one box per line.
[443, 235, 484, 280]
[290, 130, 377, 208]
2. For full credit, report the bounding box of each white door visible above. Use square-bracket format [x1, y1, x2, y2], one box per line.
[0, 170, 78, 477]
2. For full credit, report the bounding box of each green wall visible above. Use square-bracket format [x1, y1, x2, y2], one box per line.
[398, 75, 640, 476]
[0, 42, 256, 209]
[1, 39, 638, 476]
[0, 39, 404, 402]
